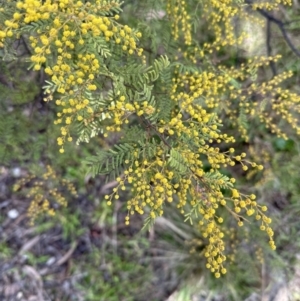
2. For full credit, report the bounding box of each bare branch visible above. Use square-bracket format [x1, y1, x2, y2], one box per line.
[266, 19, 277, 76]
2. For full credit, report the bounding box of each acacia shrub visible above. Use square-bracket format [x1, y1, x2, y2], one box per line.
[0, 0, 299, 278]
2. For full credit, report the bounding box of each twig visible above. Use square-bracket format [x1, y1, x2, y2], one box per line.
[266, 19, 277, 76]
[55, 241, 78, 266]
[19, 235, 41, 255]
[142, 117, 172, 148]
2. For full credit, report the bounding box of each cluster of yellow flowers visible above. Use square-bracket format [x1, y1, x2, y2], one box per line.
[202, 0, 246, 51]
[0, 0, 144, 153]
[13, 165, 77, 224]
[166, 0, 192, 46]
[251, 0, 292, 10]
[171, 55, 300, 142]
[192, 226, 266, 274]
[105, 96, 155, 134]
[104, 140, 275, 277]
[167, 0, 292, 61]
[101, 69, 276, 277]
[204, 0, 291, 50]
[225, 57, 300, 139]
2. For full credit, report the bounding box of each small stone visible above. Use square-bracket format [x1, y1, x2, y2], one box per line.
[12, 167, 21, 177]
[46, 257, 56, 266]
[8, 209, 19, 219]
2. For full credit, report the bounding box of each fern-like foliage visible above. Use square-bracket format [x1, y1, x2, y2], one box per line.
[85, 143, 135, 179]
[121, 125, 145, 143]
[203, 171, 233, 190]
[168, 148, 188, 174]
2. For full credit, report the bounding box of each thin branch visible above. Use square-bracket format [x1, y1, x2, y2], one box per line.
[278, 22, 300, 57]
[266, 19, 277, 76]
[142, 117, 172, 148]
